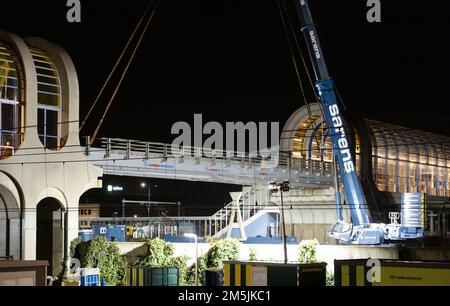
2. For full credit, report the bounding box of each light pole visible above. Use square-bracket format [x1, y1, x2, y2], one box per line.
[279, 185, 288, 264]
[184, 233, 198, 286]
[141, 182, 157, 217]
[269, 181, 290, 264]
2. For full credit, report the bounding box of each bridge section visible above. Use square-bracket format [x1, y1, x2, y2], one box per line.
[84, 138, 335, 188]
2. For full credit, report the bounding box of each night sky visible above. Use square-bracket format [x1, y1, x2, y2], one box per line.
[2, 0, 450, 215]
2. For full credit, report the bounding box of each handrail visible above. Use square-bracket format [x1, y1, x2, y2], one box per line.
[92, 137, 334, 172]
[211, 187, 268, 223]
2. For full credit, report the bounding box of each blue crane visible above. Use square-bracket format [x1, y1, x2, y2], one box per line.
[294, 0, 424, 244]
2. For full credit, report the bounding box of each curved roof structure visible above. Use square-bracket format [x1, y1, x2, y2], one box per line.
[282, 103, 450, 198]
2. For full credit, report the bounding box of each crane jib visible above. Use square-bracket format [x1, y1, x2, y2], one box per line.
[296, 0, 369, 227]
[294, 0, 424, 242]
[317, 79, 369, 226]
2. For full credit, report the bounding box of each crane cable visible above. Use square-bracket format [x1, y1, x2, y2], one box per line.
[90, 1, 160, 145]
[279, 1, 321, 105]
[276, 0, 312, 118]
[277, 0, 323, 155]
[79, 0, 156, 134]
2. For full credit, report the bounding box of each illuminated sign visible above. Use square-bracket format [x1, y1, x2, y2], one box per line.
[107, 185, 123, 192]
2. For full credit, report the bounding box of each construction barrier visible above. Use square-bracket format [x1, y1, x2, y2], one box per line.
[205, 268, 224, 286]
[126, 266, 179, 286]
[223, 261, 327, 286]
[0, 260, 49, 286]
[335, 259, 450, 286]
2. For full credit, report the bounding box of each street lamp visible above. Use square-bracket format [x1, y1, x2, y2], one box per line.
[269, 181, 290, 264]
[140, 182, 157, 217]
[184, 233, 198, 286]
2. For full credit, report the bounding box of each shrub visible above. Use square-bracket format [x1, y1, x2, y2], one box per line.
[326, 271, 335, 286]
[206, 238, 240, 268]
[187, 238, 240, 286]
[70, 237, 82, 258]
[186, 253, 208, 286]
[82, 236, 127, 286]
[167, 255, 190, 286]
[249, 247, 257, 261]
[298, 239, 319, 263]
[136, 238, 190, 286]
[137, 238, 174, 266]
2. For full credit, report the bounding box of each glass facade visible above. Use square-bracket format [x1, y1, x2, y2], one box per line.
[291, 115, 334, 162]
[368, 120, 450, 197]
[292, 116, 450, 198]
[29, 47, 64, 150]
[0, 41, 23, 158]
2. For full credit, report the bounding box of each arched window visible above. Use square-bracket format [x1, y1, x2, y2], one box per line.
[0, 41, 23, 159]
[29, 47, 64, 150]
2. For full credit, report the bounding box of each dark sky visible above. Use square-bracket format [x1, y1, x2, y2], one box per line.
[2, 0, 450, 215]
[3, 0, 450, 138]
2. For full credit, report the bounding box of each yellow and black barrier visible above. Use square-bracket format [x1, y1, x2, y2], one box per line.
[335, 259, 450, 286]
[223, 261, 326, 286]
[224, 262, 253, 286]
[126, 266, 145, 286]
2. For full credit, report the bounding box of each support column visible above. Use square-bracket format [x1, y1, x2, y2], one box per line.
[444, 214, 448, 238]
[66, 199, 79, 257]
[23, 195, 37, 260]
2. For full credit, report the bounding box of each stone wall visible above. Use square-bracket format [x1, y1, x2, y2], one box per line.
[268, 187, 338, 244]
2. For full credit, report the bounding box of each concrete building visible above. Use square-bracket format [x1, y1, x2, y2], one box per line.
[79, 203, 101, 230]
[0, 31, 102, 275]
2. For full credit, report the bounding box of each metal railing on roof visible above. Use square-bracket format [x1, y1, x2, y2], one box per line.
[86, 137, 334, 177]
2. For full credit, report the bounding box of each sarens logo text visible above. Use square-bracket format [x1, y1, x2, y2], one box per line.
[329, 104, 355, 174]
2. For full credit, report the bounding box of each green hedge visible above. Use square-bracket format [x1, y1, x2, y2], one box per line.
[136, 238, 190, 286]
[70, 237, 241, 286]
[187, 238, 240, 286]
[71, 237, 127, 286]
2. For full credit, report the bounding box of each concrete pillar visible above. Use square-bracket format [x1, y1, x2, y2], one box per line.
[443, 214, 447, 238]
[0, 212, 6, 257]
[9, 218, 21, 260]
[23, 209, 37, 260]
[66, 197, 80, 257]
[428, 211, 437, 235]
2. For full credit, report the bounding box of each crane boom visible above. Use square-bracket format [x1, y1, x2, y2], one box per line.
[295, 0, 369, 226]
[293, 0, 424, 244]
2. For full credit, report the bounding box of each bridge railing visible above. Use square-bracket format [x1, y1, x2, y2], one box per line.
[209, 186, 275, 237]
[85, 137, 334, 177]
[82, 216, 214, 239]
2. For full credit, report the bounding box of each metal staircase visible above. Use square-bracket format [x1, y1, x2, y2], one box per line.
[211, 186, 279, 239]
